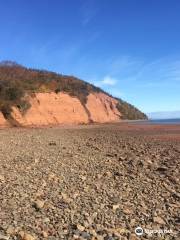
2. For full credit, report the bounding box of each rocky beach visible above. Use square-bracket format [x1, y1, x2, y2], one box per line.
[0, 123, 179, 240]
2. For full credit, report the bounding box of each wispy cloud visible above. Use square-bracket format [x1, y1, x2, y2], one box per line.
[108, 56, 144, 76]
[133, 57, 180, 87]
[103, 55, 180, 88]
[27, 37, 83, 73]
[87, 55, 180, 107]
[81, 0, 98, 26]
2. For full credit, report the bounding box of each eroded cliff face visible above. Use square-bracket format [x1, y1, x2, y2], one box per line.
[0, 92, 121, 127]
[86, 93, 121, 123]
[0, 112, 9, 127]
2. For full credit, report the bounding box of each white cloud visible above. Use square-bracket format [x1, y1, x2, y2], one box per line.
[101, 75, 117, 86]
[93, 75, 118, 87]
[92, 76, 123, 98]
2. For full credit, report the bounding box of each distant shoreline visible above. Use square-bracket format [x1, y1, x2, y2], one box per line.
[122, 118, 180, 125]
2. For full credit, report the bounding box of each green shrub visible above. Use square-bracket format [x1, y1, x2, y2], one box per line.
[0, 103, 12, 119]
[16, 100, 31, 115]
[116, 100, 147, 120]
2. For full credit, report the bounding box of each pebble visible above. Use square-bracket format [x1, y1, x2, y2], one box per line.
[6, 226, 15, 235]
[123, 208, 133, 215]
[113, 204, 120, 211]
[0, 175, 5, 182]
[153, 216, 166, 225]
[61, 192, 72, 203]
[0, 234, 9, 240]
[19, 231, 36, 240]
[42, 231, 48, 238]
[77, 224, 85, 232]
[33, 199, 45, 210]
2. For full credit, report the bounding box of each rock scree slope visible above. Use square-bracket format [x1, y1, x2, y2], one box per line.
[0, 61, 147, 127]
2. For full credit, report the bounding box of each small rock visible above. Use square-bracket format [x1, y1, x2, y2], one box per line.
[19, 231, 25, 238]
[106, 153, 115, 157]
[73, 192, 79, 199]
[23, 233, 36, 240]
[80, 175, 86, 181]
[43, 217, 50, 223]
[49, 141, 56, 146]
[41, 180, 47, 188]
[0, 233, 9, 240]
[0, 175, 5, 182]
[61, 193, 72, 203]
[81, 231, 91, 239]
[153, 216, 166, 225]
[87, 217, 93, 225]
[19, 231, 36, 240]
[77, 224, 85, 232]
[48, 173, 56, 180]
[6, 226, 15, 235]
[34, 158, 39, 164]
[89, 229, 97, 237]
[33, 199, 45, 210]
[73, 235, 79, 239]
[106, 171, 112, 177]
[130, 219, 136, 225]
[113, 204, 120, 211]
[123, 208, 133, 215]
[130, 234, 139, 240]
[42, 231, 48, 238]
[97, 174, 102, 179]
[48, 173, 59, 182]
[96, 235, 104, 240]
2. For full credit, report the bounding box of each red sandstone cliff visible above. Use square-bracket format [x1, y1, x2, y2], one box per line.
[0, 92, 121, 127]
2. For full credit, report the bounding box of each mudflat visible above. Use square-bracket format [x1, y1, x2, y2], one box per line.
[0, 123, 179, 240]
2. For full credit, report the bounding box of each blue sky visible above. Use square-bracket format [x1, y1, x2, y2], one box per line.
[0, 0, 180, 113]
